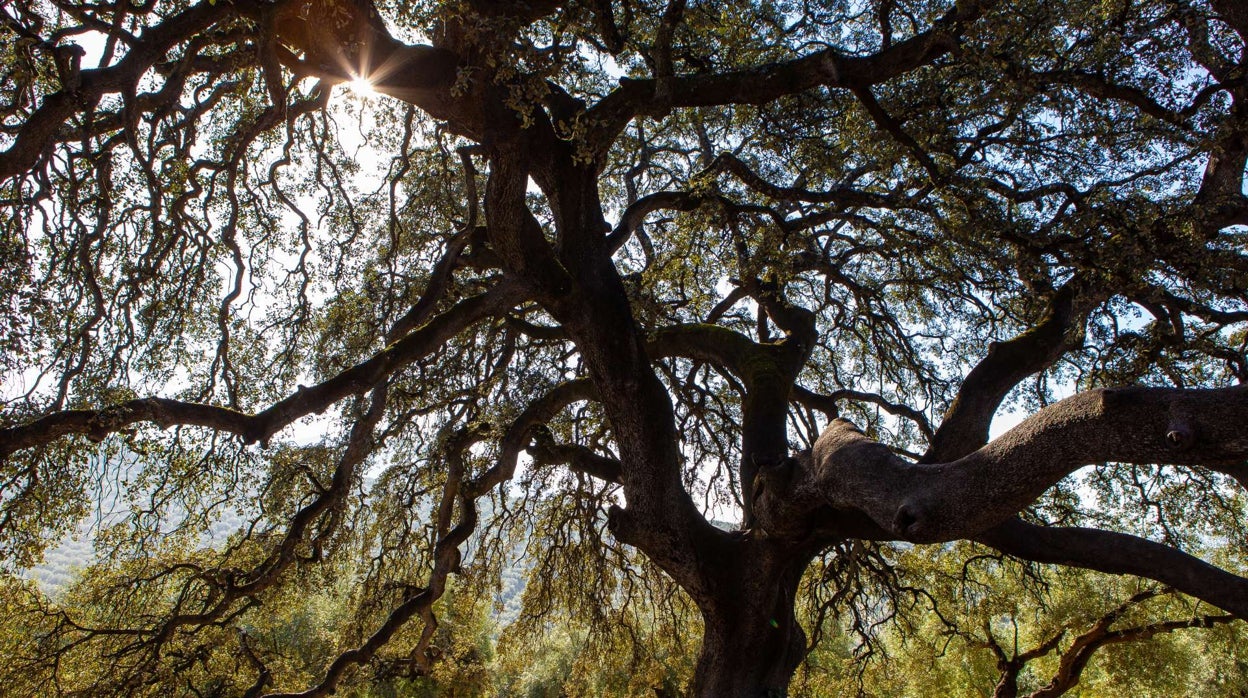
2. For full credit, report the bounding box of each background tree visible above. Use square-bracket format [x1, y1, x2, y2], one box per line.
[2, 0, 1248, 695]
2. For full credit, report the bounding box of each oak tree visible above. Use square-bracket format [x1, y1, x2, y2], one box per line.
[2, 0, 1247, 695]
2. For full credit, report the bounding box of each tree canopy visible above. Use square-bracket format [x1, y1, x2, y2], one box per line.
[1, 0, 1247, 695]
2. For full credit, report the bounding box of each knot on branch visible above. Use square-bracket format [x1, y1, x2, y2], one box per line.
[892, 502, 934, 541]
[52, 43, 85, 92]
[1164, 407, 1198, 450]
[242, 422, 268, 446]
[1165, 425, 1195, 450]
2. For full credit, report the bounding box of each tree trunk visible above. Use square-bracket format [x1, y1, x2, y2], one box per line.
[993, 672, 1020, 698]
[690, 558, 807, 697]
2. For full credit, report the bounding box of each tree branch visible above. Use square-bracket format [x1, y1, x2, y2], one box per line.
[0, 1, 226, 181]
[263, 422, 490, 697]
[0, 284, 523, 458]
[975, 519, 1248, 620]
[528, 425, 623, 484]
[473, 378, 597, 492]
[584, 0, 1002, 155]
[1026, 601, 1237, 698]
[792, 385, 934, 440]
[798, 385, 1248, 547]
[923, 279, 1100, 462]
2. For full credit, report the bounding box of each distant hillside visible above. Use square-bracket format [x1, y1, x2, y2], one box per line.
[25, 470, 733, 620]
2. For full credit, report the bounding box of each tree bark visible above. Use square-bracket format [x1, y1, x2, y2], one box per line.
[688, 547, 810, 697]
[993, 672, 1020, 698]
[693, 612, 805, 697]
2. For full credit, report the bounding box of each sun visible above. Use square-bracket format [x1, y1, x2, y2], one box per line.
[345, 75, 378, 99]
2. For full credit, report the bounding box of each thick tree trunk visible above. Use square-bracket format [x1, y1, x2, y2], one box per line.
[993, 672, 1020, 698]
[690, 557, 807, 697]
[693, 605, 806, 697]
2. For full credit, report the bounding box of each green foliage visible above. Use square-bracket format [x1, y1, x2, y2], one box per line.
[1, 0, 1247, 694]
[796, 542, 1248, 698]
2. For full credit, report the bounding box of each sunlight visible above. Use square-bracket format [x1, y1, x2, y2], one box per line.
[345, 75, 378, 99]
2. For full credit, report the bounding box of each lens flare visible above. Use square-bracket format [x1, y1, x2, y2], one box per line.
[346, 76, 377, 98]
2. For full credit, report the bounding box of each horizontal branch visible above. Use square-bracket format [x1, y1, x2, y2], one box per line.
[0, 284, 523, 459]
[0, 0, 467, 184]
[529, 432, 623, 484]
[804, 385, 1248, 545]
[473, 378, 597, 494]
[606, 190, 714, 253]
[584, 0, 1001, 155]
[704, 153, 897, 209]
[750, 383, 1248, 617]
[648, 323, 809, 386]
[976, 518, 1248, 620]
